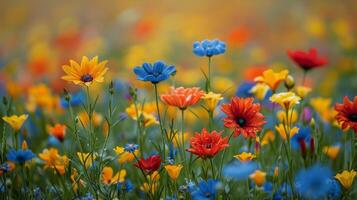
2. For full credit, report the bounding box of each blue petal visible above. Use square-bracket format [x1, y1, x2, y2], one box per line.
[134, 67, 148, 78]
[153, 61, 165, 73]
[142, 63, 153, 74]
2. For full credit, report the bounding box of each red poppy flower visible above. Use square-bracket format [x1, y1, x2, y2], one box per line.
[287, 48, 327, 71]
[186, 128, 228, 159]
[221, 97, 265, 138]
[335, 96, 357, 133]
[134, 155, 161, 174]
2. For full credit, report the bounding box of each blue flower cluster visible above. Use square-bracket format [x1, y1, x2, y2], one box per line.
[134, 61, 176, 84]
[124, 143, 139, 153]
[190, 179, 219, 200]
[193, 39, 226, 57]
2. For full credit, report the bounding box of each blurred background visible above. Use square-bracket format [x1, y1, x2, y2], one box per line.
[1, 0, 356, 99]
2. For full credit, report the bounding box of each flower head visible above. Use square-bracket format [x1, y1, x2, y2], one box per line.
[114, 146, 139, 164]
[186, 128, 228, 159]
[7, 149, 35, 165]
[250, 170, 266, 187]
[161, 87, 205, 110]
[202, 92, 223, 111]
[249, 83, 270, 101]
[48, 124, 66, 142]
[2, 114, 28, 131]
[287, 48, 327, 71]
[193, 39, 226, 57]
[190, 179, 219, 200]
[234, 152, 256, 162]
[124, 144, 139, 153]
[294, 164, 333, 199]
[221, 97, 265, 138]
[323, 145, 340, 160]
[334, 96, 357, 133]
[270, 92, 301, 110]
[254, 69, 289, 91]
[62, 56, 108, 86]
[295, 86, 312, 99]
[133, 61, 176, 84]
[164, 164, 183, 181]
[39, 148, 69, 175]
[335, 170, 356, 189]
[310, 97, 335, 123]
[102, 166, 126, 185]
[275, 124, 299, 140]
[134, 155, 161, 174]
[77, 152, 96, 168]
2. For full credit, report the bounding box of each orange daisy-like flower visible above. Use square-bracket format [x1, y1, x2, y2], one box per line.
[221, 97, 265, 138]
[48, 124, 66, 142]
[160, 87, 205, 110]
[186, 128, 229, 159]
[335, 96, 357, 133]
[62, 56, 108, 86]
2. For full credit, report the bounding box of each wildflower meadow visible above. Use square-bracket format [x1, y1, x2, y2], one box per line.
[0, 1, 357, 199]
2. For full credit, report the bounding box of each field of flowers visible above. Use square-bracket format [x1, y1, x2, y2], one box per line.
[1, 1, 357, 199]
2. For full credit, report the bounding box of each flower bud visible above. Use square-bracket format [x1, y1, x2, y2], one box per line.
[63, 89, 71, 102]
[109, 81, 114, 95]
[284, 75, 295, 90]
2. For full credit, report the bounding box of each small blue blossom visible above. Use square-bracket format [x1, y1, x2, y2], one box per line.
[117, 179, 134, 193]
[222, 161, 258, 181]
[193, 39, 226, 57]
[294, 164, 333, 199]
[6, 149, 36, 165]
[326, 179, 341, 200]
[0, 162, 10, 174]
[291, 126, 311, 150]
[133, 61, 176, 84]
[191, 179, 219, 200]
[124, 143, 139, 153]
[60, 91, 85, 108]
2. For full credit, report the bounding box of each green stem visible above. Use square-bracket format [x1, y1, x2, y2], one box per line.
[154, 84, 166, 160]
[207, 57, 212, 92]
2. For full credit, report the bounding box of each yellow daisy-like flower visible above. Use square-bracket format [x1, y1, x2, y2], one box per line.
[295, 86, 312, 99]
[202, 92, 223, 111]
[249, 83, 270, 100]
[250, 170, 266, 187]
[323, 145, 340, 160]
[234, 152, 256, 162]
[275, 124, 299, 140]
[2, 114, 28, 131]
[270, 92, 301, 110]
[39, 148, 69, 175]
[77, 152, 96, 168]
[164, 164, 183, 181]
[113, 146, 139, 164]
[102, 166, 126, 185]
[62, 56, 108, 86]
[335, 170, 356, 189]
[254, 69, 289, 91]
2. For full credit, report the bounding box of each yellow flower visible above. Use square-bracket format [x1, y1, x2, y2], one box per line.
[71, 170, 84, 192]
[261, 130, 275, 146]
[270, 92, 301, 110]
[295, 86, 312, 99]
[234, 152, 256, 162]
[275, 124, 299, 140]
[254, 69, 289, 91]
[277, 110, 298, 124]
[77, 152, 96, 168]
[250, 170, 266, 187]
[113, 146, 139, 164]
[39, 148, 69, 175]
[77, 111, 103, 128]
[141, 171, 160, 194]
[2, 114, 28, 131]
[125, 103, 159, 127]
[102, 166, 126, 184]
[310, 97, 336, 123]
[323, 145, 340, 160]
[335, 170, 356, 189]
[202, 92, 223, 111]
[249, 83, 270, 100]
[26, 84, 59, 113]
[164, 165, 183, 181]
[62, 56, 108, 86]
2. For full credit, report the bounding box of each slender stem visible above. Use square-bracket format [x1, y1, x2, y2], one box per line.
[181, 109, 186, 162]
[219, 132, 234, 178]
[302, 70, 307, 86]
[207, 56, 212, 92]
[209, 158, 215, 178]
[154, 84, 166, 160]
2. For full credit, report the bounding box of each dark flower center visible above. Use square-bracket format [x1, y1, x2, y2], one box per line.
[153, 72, 160, 77]
[236, 118, 246, 127]
[81, 74, 93, 82]
[349, 114, 357, 122]
[205, 143, 212, 149]
[205, 192, 211, 197]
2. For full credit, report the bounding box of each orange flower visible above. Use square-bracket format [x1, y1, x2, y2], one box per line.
[221, 97, 265, 138]
[186, 128, 229, 159]
[160, 87, 205, 110]
[48, 124, 66, 142]
[335, 96, 357, 133]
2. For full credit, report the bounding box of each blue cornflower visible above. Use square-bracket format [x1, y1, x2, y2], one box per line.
[133, 61, 176, 84]
[60, 91, 85, 108]
[222, 161, 258, 181]
[326, 179, 341, 200]
[6, 149, 36, 165]
[0, 162, 10, 174]
[193, 39, 226, 57]
[191, 179, 219, 200]
[117, 179, 134, 193]
[291, 126, 311, 150]
[124, 143, 139, 153]
[294, 164, 333, 199]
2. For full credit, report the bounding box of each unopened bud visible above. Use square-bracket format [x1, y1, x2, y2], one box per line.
[63, 89, 71, 102]
[22, 140, 28, 150]
[109, 81, 114, 95]
[284, 75, 295, 90]
[310, 118, 316, 129]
